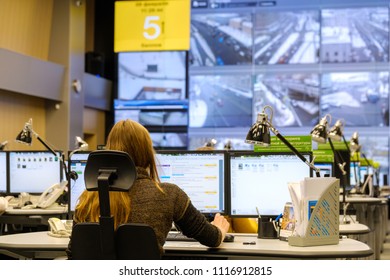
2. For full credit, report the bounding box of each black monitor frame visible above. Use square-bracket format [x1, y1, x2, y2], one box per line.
[154, 149, 229, 217]
[227, 150, 313, 219]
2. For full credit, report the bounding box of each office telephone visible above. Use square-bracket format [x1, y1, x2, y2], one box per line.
[48, 217, 72, 238]
[37, 180, 68, 208]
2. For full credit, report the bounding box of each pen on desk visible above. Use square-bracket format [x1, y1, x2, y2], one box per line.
[243, 241, 256, 245]
[275, 213, 283, 222]
[256, 207, 261, 219]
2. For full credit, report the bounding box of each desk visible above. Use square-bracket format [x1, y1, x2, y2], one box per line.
[343, 196, 388, 259]
[339, 223, 370, 236]
[0, 231, 373, 260]
[0, 207, 68, 235]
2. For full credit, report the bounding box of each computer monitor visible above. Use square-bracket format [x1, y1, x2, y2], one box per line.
[229, 151, 312, 217]
[8, 151, 62, 194]
[314, 162, 334, 177]
[155, 150, 227, 215]
[350, 162, 373, 187]
[68, 152, 90, 214]
[0, 151, 7, 193]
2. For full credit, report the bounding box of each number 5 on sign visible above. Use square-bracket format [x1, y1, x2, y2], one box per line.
[115, 0, 190, 52]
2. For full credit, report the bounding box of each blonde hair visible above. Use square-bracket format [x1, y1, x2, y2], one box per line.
[74, 119, 162, 228]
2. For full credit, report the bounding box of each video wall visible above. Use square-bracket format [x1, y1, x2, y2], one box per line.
[114, 0, 389, 178]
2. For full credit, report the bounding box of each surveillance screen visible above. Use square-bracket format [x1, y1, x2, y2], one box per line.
[114, 99, 189, 127]
[254, 10, 320, 64]
[150, 132, 188, 149]
[320, 72, 389, 126]
[253, 73, 320, 127]
[190, 12, 252, 66]
[321, 7, 389, 63]
[117, 51, 187, 100]
[189, 74, 253, 128]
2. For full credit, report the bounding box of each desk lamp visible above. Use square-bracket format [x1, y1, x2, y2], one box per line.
[224, 140, 233, 150]
[310, 115, 349, 223]
[69, 136, 89, 160]
[246, 105, 321, 177]
[349, 132, 375, 195]
[205, 138, 217, 147]
[15, 118, 76, 183]
[0, 140, 8, 151]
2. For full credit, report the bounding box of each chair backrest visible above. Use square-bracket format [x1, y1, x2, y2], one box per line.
[70, 150, 161, 260]
[71, 222, 161, 260]
[116, 223, 161, 260]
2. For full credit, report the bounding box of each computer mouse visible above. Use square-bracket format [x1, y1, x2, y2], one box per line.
[24, 201, 33, 206]
[223, 234, 235, 242]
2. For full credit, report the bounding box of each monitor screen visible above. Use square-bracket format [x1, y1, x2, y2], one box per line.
[189, 74, 253, 128]
[350, 162, 373, 187]
[117, 51, 187, 100]
[114, 99, 189, 128]
[69, 152, 90, 213]
[0, 152, 7, 193]
[314, 162, 333, 177]
[8, 151, 62, 194]
[155, 150, 227, 215]
[229, 151, 312, 217]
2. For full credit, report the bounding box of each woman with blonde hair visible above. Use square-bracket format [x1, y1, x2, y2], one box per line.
[66, 119, 229, 258]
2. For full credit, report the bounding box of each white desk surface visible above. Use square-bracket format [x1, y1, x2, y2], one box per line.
[343, 196, 385, 204]
[4, 207, 68, 215]
[339, 223, 370, 235]
[0, 231, 373, 259]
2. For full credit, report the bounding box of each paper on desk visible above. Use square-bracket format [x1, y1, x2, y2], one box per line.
[287, 182, 303, 236]
[288, 177, 338, 237]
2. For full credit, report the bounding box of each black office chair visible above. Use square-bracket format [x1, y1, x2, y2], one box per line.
[71, 150, 160, 260]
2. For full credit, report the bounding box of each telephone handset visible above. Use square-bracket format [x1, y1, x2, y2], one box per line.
[37, 180, 68, 209]
[48, 217, 72, 238]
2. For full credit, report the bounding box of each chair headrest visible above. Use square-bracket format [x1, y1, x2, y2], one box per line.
[84, 150, 137, 192]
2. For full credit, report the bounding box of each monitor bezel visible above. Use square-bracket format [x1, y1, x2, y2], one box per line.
[154, 149, 229, 217]
[227, 150, 313, 218]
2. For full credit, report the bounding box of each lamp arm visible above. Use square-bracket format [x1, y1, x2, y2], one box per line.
[268, 124, 321, 178]
[328, 138, 348, 203]
[35, 133, 70, 183]
[36, 135, 58, 158]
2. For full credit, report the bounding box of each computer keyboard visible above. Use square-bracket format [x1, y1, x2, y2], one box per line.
[166, 231, 235, 242]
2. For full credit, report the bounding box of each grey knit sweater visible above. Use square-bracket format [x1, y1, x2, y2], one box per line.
[66, 166, 222, 258]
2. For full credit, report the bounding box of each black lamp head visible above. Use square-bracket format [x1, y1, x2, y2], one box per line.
[310, 115, 330, 143]
[350, 131, 361, 153]
[15, 119, 34, 145]
[245, 109, 271, 146]
[328, 119, 344, 142]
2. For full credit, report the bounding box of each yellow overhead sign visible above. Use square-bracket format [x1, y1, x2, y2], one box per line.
[115, 0, 190, 52]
